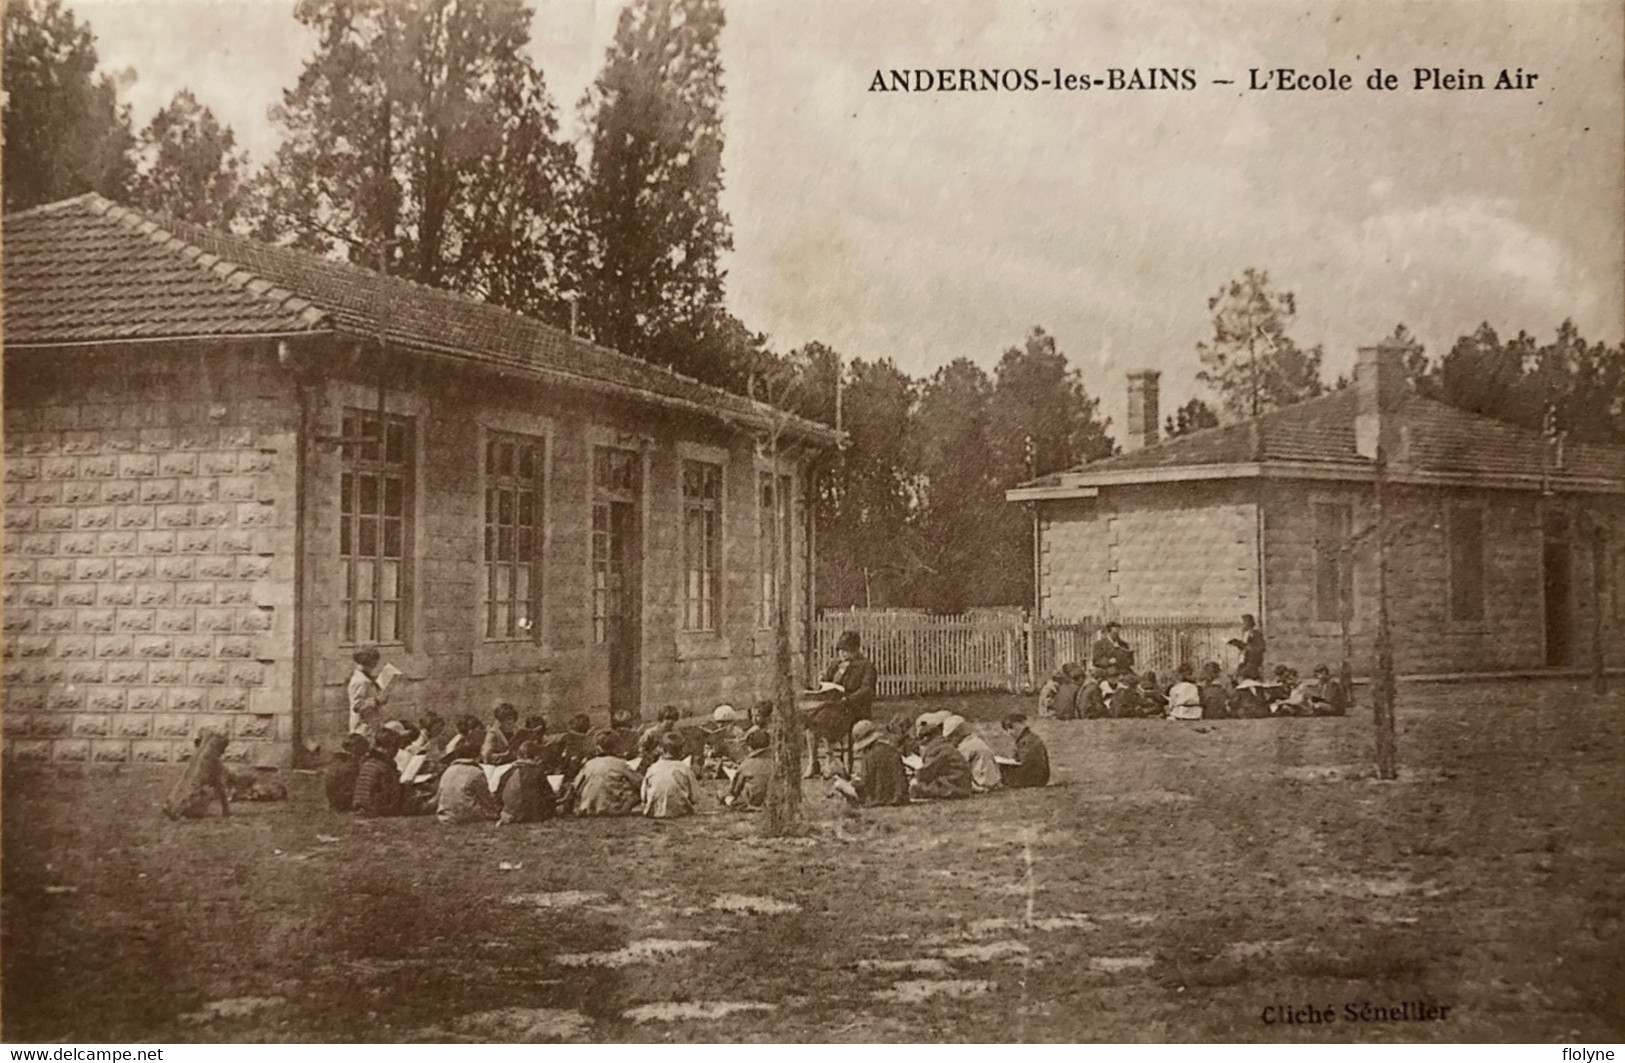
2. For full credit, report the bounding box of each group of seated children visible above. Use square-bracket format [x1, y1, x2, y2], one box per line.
[832, 711, 1051, 807]
[326, 697, 781, 825]
[1038, 660, 1348, 721]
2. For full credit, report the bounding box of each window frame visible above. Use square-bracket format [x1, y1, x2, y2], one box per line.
[590, 444, 641, 646]
[339, 408, 415, 647]
[1310, 500, 1354, 625]
[681, 458, 724, 633]
[482, 430, 547, 643]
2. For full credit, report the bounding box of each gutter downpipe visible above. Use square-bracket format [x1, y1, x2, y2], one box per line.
[279, 339, 314, 766]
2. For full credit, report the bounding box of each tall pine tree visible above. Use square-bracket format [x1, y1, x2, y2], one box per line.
[2, 0, 135, 212]
[580, 0, 735, 387]
[134, 89, 250, 229]
[260, 0, 584, 324]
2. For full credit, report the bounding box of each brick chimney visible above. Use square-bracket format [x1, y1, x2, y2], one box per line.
[1354, 341, 1407, 462]
[1124, 370, 1161, 452]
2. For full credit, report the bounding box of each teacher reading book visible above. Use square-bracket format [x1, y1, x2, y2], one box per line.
[804, 630, 878, 776]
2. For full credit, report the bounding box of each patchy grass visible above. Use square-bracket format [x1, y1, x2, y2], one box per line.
[3, 680, 1623, 1042]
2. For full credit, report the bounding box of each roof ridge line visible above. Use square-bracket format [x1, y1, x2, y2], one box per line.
[84, 195, 330, 333]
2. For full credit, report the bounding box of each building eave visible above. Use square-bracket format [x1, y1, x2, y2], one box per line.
[1008, 460, 1625, 499]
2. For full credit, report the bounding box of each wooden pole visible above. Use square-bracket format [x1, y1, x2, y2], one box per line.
[1372, 450, 1398, 779]
[1591, 519, 1608, 696]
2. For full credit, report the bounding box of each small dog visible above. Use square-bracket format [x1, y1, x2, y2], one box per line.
[163, 729, 232, 819]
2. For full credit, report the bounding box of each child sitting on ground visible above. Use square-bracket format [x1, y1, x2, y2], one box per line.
[558, 712, 596, 778]
[638, 705, 683, 762]
[641, 732, 698, 819]
[1166, 662, 1203, 720]
[353, 731, 404, 817]
[1000, 713, 1050, 788]
[482, 702, 519, 765]
[325, 733, 370, 812]
[725, 729, 775, 811]
[496, 740, 555, 825]
[572, 731, 642, 816]
[436, 746, 498, 824]
[443, 714, 486, 762]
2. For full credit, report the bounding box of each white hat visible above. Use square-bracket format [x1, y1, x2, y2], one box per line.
[712, 704, 741, 723]
[941, 714, 968, 737]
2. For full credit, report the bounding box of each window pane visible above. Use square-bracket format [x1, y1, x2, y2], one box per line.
[385, 422, 407, 464]
[384, 477, 403, 517]
[380, 560, 399, 601]
[359, 476, 379, 516]
[356, 560, 375, 602]
[358, 518, 378, 557]
[379, 601, 398, 642]
[356, 602, 376, 641]
[518, 445, 535, 480]
[383, 519, 402, 558]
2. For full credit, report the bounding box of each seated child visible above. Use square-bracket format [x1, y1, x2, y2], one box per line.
[353, 732, 404, 817]
[837, 719, 910, 806]
[641, 732, 698, 819]
[1109, 673, 1145, 718]
[1080, 669, 1111, 719]
[946, 715, 1001, 791]
[325, 733, 370, 812]
[482, 702, 519, 765]
[1037, 670, 1065, 719]
[601, 709, 641, 759]
[1000, 713, 1050, 788]
[1166, 662, 1203, 720]
[1054, 663, 1085, 720]
[1199, 662, 1232, 720]
[572, 732, 642, 816]
[496, 740, 556, 825]
[444, 714, 486, 762]
[910, 722, 973, 800]
[510, 713, 546, 752]
[638, 705, 683, 762]
[436, 747, 498, 824]
[1306, 664, 1348, 716]
[726, 729, 775, 811]
[558, 713, 596, 778]
[699, 704, 745, 778]
[1272, 667, 1309, 716]
[744, 700, 774, 744]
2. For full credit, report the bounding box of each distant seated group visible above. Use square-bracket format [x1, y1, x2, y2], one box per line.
[1039, 621, 1349, 723]
[831, 711, 1051, 806]
[326, 696, 781, 825]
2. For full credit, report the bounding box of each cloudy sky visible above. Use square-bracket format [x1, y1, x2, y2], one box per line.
[77, 0, 1624, 432]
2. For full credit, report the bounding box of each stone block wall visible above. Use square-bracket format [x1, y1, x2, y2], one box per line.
[3, 345, 297, 766]
[1039, 482, 1258, 620]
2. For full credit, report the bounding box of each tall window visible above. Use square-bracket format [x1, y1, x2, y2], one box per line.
[1448, 505, 1485, 622]
[484, 432, 545, 640]
[1312, 502, 1353, 623]
[341, 410, 412, 644]
[682, 460, 722, 631]
[758, 471, 792, 627]
[591, 447, 639, 645]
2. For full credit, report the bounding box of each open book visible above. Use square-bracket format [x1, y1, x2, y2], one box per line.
[376, 662, 403, 692]
[806, 681, 847, 694]
[901, 754, 924, 772]
[994, 755, 1020, 767]
[396, 752, 427, 785]
[482, 761, 517, 794]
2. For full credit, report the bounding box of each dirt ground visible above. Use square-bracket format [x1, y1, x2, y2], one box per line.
[4, 679, 1623, 1043]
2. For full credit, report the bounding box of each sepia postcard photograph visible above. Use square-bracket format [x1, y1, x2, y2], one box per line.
[2, 0, 1622, 1045]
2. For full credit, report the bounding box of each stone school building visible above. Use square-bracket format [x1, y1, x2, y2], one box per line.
[1008, 344, 1625, 678]
[3, 195, 839, 768]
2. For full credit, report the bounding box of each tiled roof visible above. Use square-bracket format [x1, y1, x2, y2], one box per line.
[1035, 387, 1623, 488]
[3, 194, 840, 445]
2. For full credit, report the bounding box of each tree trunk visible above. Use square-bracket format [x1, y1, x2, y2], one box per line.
[1372, 453, 1398, 780]
[765, 451, 803, 834]
[1592, 522, 1608, 696]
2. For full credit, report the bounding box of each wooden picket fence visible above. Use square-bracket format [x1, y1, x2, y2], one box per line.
[813, 609, 1238, 697]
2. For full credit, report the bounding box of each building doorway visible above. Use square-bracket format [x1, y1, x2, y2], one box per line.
[593, 446, 643, 718]
[1543, 510, 1572, 667]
